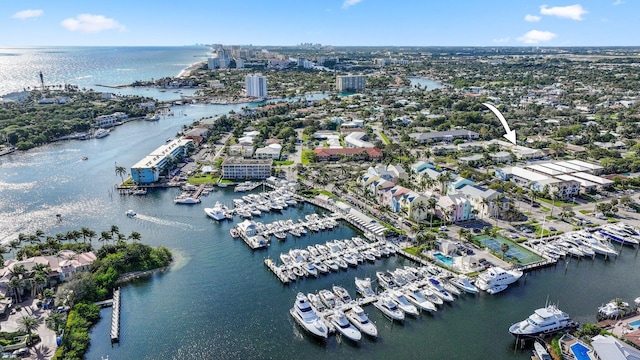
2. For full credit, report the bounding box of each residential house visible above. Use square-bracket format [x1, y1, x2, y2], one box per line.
[436, 194, 473, 223]
[313, 148, 383, 161]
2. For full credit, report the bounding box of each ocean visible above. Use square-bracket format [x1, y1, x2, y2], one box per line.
[0, 46, 210, 96]
[0, 48, 638, 360]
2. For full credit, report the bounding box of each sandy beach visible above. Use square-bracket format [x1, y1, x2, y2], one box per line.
[177, 61, 206, 78]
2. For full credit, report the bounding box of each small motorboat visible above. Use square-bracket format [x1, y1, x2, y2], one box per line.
[486, 284, 508, 294]
[346, 305, 378, 338]
[330, 309, 361, 342]
[373, 294, 405, 322]
[125, 209, 136, 217]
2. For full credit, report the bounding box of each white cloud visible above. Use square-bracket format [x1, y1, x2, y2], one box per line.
[12, 9, 43, 19]
[524, 14, 541, 22]
[492, 37, 511, 43]
[342, 0, 363, 9]
[517, 30, 557, 44]
[540, 4, 588, 20]
[613, 0, 624, 5]
[61, 14, 126, 33]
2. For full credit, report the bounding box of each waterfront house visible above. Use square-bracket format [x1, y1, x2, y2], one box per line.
[221, 157, 272, 180]
[410, 161, 436, 174]
[131, 138, 194, 184]
[455, 185, 501, 219]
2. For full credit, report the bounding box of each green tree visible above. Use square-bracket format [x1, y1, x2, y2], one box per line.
[500, 243, 510, 260]
[19, 315, 40, 344]
[115, 165, 127, 183]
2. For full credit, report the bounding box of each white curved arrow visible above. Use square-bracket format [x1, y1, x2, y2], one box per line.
[482, 102, 516, 145]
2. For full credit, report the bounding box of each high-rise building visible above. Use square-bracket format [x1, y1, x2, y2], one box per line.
[245, 74, 267, 98]
[336, 75, 366, 92]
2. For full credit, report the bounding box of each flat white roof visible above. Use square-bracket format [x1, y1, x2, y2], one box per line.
[571, 172, 614, 185]
[526, 164, 563, 176]
[565, 159, 603, 171]
[511, 167, 549, 182]
[553, 161, 588, 172]
[556, 174, 598, 189]
[535, 162, 573, 174]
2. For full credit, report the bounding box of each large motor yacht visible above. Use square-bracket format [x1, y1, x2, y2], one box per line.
[289, 292, 329, 339]
[508, 304, 577, 337]
[476, 266, 523, 292]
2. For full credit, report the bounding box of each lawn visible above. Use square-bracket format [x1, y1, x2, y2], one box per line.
[537, 197, 577, 207]
[188, 175, 219, 184]
[274, 160, 294, 166]
[379, 131, 391, 145]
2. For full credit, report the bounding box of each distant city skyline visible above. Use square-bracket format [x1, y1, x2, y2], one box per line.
[2, 1, 637, 47]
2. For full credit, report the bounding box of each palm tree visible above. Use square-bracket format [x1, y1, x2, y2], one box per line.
[427, 197, 438, 230]
[549, 190, 559, 218]
[110, 225, 120, 238]
[9, 239, 20, 258]
[46, 312, 66, 333]
[80, 227, 91, 243]
[436, 171, 454, 195]
[412, 201, 427, 222]
[99, 231, 113, 246]
[500, 243, 510, 260]
[86, 229, 97, 244]
[115, 165, 127, 183]
[19, 315, 40, 344]
[8, 277, 24, 303]
[116, 233, 127, 243]
[128, 231, 142, 243]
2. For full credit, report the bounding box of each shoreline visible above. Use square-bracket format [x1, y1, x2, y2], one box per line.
[116, 266, 168, 285]
[177, 61, 207, 79]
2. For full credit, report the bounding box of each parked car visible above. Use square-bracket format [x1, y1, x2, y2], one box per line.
[12, 348, 28, 357]
[549, 226, 557, 232]
[439, 226, 448, 231]
[595, 213, 607, 220]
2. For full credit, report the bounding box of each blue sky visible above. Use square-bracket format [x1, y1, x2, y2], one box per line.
[2, 1, 637, 46]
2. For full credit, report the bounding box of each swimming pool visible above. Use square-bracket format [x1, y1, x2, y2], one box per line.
[433, 252, 454, 266]
[629, 319, 640, 330]
[570, 342, 591, 360]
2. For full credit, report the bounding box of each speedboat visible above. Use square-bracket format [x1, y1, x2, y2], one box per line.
[289, 293, 329, 339]
[319, 289, 339, 309]
[475, 267, 523, 292]
[305, 262, 318, 277]
[323, 258, 339, 272]
[346, 305, 378, 338]
[361, 249, 376, 263]
[579, 233, 618, 257]
[508, 304, 577, 337]
[449, 275, 479, 294]
[486, 284, 508, 294]
[335, 257, 348, 270]
[174, 196, 201, 204]
[332, 285, 354, 304]
[404, 286, 437, 313]
[307, 293, 327, 313]
[330, 310, 361, 342]
[125, 209, 136, 217]
[441, 279, 462, 296]
[533, 341, 551, 360]
[354, 277, 376, 297]
[388, 290, 419, 317]
[420, 287, 444, 306]
[312, 259, 329, 274]
[373, 293, 405, 322]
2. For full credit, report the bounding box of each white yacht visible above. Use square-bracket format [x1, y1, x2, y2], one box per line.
[330, 310, 361, 342]
[323, 258, 339, 272]
[354, 277, 376, 297]
[94, 128, 110, 138]
[426, 278, 455, 302]
[373, 294, 405, 322]
[319, 289, 339, 309]
[174, 196, 201, 204]
[578, 233, 618, 257]
[508, 304, 577, 337]
[533, 341, 552, 360]
[345, 305, 378, 338]
[204, 202, 228, 221]
[449, 275, 479, 294]
[475, 267, 523, 292]
[486, 284, 508, 294]
[289, 293, 329, 339]
[403, 286, 437, 312]
[388, 290, 419, 317]
[332, 285, 354, 305]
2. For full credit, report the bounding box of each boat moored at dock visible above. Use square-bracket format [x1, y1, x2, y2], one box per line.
[508, 304, 577, 338]
[289, 293, 329, 339]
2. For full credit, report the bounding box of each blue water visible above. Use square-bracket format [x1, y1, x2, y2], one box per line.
[0, 46, 210, 96]
[630, 319, 640, 330]
[433, 252, 454, 266]
[570, 342, 591, 360]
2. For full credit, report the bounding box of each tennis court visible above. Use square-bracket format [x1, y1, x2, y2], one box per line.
[475, 235, 543, 265]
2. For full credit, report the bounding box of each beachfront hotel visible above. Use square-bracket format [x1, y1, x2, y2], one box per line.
[221, 157, 272, 180]
[130, 138, 194, 184]
[246, 74, 267, 98]
[336, 75, 366, 92]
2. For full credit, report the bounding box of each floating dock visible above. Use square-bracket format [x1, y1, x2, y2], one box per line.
[110, 288, 121, 344]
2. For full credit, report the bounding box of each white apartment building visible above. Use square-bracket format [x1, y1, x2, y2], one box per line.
[246, 74, 267, 98]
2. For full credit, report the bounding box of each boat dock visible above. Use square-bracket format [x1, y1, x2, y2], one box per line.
[110, 288, 121, 344]
[264, 258, 290, 283]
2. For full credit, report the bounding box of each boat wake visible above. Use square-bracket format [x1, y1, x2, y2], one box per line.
[133, 214, 197, 230]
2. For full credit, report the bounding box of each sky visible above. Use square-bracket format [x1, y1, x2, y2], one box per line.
[2, 0, 638, 47]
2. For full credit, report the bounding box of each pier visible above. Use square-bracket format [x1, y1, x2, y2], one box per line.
[110, 288, 121, 344]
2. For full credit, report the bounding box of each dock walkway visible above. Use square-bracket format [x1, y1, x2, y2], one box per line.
[110, 288, 121, 344]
